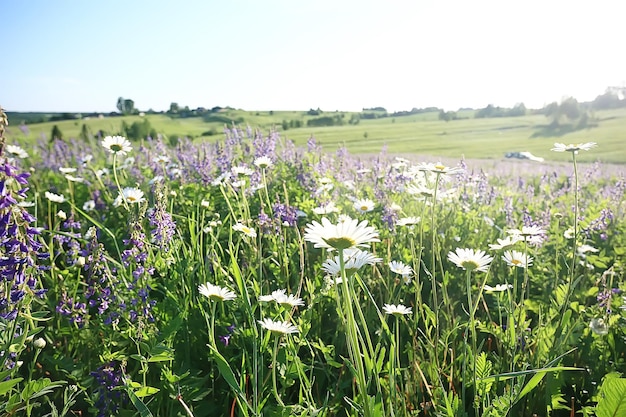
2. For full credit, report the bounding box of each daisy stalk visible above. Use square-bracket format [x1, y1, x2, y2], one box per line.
[448, 248, 492, 414]
[256, 159, 273, 216]
[550, 142, 597, 342]
[384, 304, 411, 417]
[425, 167, 448, 370]
[337, 248, 375, 417]
[304, 217, 383, 417]
[102, 136, 133, 211]
[258, 318, 299, 406]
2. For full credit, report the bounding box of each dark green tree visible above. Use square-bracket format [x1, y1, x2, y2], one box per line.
[79, 124, 90, 141]
[50, 125, 63, 141]
[116, 97, 136, 115]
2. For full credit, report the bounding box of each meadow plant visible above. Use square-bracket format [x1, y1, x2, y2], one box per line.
[2, 111, 625, 416]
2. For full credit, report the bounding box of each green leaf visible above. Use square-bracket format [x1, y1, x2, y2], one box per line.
[124, 385, 154, 417]
[596, 377, 626, 417]
[518, 370, 549, 399]
[21, 378, 66, 401]
[207, 344, 250, 416]
[0, 378, 23, 396]
[478, 366, 583, 385]
[147, 343, 174, 362]
[134, 386, 160, 398]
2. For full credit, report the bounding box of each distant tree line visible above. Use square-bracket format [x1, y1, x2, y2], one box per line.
[475, 103, 527, 118]
[11, 86, 626, 128]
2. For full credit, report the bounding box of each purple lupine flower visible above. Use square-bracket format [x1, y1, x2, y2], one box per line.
[1, 113, 48, 323]
[273, 203, 298, 227]
[252, 128, 278, 158]
[91, 361, 129, 417]
[147, 183, 176, 251]
[257, 211, 278, 234]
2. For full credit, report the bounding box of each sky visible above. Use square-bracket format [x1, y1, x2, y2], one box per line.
[2, 0, 625, 113]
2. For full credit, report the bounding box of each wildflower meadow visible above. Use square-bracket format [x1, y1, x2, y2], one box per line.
[1, 105, 625, 416]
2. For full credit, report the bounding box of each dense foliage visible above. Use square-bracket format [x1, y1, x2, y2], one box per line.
[1, 107, 625, 416]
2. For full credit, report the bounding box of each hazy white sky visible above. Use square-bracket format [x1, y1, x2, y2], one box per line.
[2, 0, 625, 112]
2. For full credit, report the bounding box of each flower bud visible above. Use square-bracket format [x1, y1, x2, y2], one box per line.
[33, 338, 47, 349]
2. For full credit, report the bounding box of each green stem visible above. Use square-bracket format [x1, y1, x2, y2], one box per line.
[430, 174, 441, 370]
[111, 154, 130, 212]
[339, 250, 372, 417]
[557, 151, 580, 341]
[271, 336, 285, 406]
[465, 268, 479, 416]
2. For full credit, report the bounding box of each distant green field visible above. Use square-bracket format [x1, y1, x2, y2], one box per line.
[5, 108, 626, 164]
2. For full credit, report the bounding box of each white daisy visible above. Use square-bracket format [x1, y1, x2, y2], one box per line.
[253, 156, 273, 169]
[484, 284, 513, 292]
[389, 261, 413, 281]
[313, 202, 339, 215]
[321, 248, 381, 276]
[65, 175, 84, 183]
[259, 289, 287, 302]
[502, 250, 533, 269]
[102, 135, 132, 155]
[353, 198, 375, 213]
[259, 289, 304, 308]
[316, 183, 334, 194]
[232, 165, 254, 177]
[396, 216, 420, 227]
[153, 155, 170, 164]
[59, 167, 77, 174]
[5, 144, 29, 159]
[114, 187, 145, 206]
[304, 217, 380, 251]
[389, 202, 402, 212]
[383, 304, 412, 316]
[44, 191, 65, 203]
[488, 235, 523, 250]
[589, 318, 608, 335]
[417, 162, 464, 176]
[83, 200, 96, 211]
[169, 167, 182, 177]
[211, 172, 231, 186]
[57, 210, 67, 220]
[577, 244, 599, 259]
[148, 176, 164, 185]
[406, 183, 436, 198]
[447, 248, 493, 273]
[232, 223, 257, 238]
[577, 244, 599, 255]
[119, 156, 135, 170]
[95, 168, 109, 178]
[507, 226, 546, 244]
[551, 142, 597, 154]
[198, 283, 237, 302]
[258, 318, 299, 335]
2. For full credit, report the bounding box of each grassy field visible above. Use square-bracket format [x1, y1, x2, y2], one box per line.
[6, 107, 626, 163]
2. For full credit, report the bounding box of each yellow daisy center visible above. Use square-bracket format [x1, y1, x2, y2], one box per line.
[461, 260, 480, 271]
[324, 236, 356, 250]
